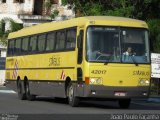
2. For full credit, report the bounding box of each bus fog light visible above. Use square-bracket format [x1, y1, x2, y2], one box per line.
[90, 78, 103, 85]
[90, 78, 96, 84]
[139, 80, 150, 85]
[139, 80, 145, 85]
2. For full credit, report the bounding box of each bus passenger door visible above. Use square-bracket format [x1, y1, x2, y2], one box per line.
[77, 30, 84, 64]
[76, 29, 84, 96]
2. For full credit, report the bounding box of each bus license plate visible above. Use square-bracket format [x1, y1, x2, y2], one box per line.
[114, 92, 126, 96]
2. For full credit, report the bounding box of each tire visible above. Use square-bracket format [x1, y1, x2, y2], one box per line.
[118, 99, 131, 109]
[25, 81, 35, 101]
[17, 80, 26, 100]
[67, 83, 80, 107]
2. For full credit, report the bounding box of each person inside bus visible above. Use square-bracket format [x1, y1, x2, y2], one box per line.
[87, 46, 111, 61]
[123, 47, 136, 56]
[122, 47, 136, 62]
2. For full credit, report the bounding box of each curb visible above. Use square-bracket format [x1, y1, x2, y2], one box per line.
[147, 98, 160, 103]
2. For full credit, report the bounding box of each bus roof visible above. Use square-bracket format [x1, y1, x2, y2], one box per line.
[8, 16, 148, 39]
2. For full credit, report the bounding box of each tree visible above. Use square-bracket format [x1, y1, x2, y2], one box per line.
[147, 19, 160, 52]
[62, 0, 160, 19]
[0, 18, 23, 46]
[62, 0, 160, 52]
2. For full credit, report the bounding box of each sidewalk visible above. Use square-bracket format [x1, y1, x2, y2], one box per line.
[147, 97, 160, 103]
[0, 79, 5, 86]
[0, 82, 5, 86]
[132, 96, 160, 103]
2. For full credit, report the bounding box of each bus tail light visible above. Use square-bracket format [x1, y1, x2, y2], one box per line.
[85, 77, 89, 85]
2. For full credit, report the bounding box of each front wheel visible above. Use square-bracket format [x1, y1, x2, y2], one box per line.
[118, 99, 131, 109]
[67, 83, 80, 107]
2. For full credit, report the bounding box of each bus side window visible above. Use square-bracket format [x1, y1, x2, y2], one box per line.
[66, 28, 76, 50]
[38, 34, 46, 52]
[56, 30, 65, 50]
[29, 36, 37, 52]
[8, 40, 14, 56]
[46, 32, 56, 51]
[15, 38, 21, 55]
[22, 37, 29, 54]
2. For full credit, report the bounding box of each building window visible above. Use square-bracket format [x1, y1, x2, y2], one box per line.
[2, 0, 6, 3]
[14, 0, 24, 3]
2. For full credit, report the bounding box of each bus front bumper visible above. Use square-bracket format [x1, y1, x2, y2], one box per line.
[76, 85, 150, 99]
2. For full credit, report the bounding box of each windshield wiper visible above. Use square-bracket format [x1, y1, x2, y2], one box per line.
[104, 55, 113, 65]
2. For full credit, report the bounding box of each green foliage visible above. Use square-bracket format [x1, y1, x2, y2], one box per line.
[62, 0, 160, 52]
[61, 0, 160, 19]
[106, 6, 134, 17]
[62, 0, 68, 5]
[0, 18, 23, 46]
[10, 19, 23, 32]
[50, 10, 59, 19]
[155, 34, 160, 52]
[44, 0, 52, 9]
[147, 19, 160, 52]
[83, 3, 103, 16]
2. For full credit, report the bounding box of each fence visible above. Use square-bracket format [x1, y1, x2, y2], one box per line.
[150, 78, 160, 96]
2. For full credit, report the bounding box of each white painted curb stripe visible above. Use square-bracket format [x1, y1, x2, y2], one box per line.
[0, 90, 16, 94]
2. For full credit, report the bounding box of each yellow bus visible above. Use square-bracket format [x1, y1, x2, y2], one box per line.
[5, 16, 151, 108]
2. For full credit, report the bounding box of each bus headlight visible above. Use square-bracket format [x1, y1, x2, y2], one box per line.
[145, 80, 150, 85]
[90, 78, 103, 85]
[139, 80, 150, 86]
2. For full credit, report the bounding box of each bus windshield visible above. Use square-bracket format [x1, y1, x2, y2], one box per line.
[86, 26, 150, 64]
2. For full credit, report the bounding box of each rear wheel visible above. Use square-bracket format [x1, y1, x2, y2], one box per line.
[25, 80, 35, 101]
[67, 83, 80, 107]
[118, 99, 131, 109]
[17, 80, 26, 100]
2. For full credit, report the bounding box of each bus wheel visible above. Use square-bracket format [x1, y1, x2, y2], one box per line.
[118, 99, 131, 109]
[25, 81, 35, 101]
[67, 83, 79, 107]
[17, 80, 26, 100]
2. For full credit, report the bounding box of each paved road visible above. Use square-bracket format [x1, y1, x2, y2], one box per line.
[0, 86, 160, 120]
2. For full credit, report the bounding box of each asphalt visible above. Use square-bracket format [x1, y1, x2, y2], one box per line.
[1, 84, 160, 103]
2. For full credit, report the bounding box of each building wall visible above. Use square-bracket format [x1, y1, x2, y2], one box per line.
[0, 70, 5, 85]
[0, 0, 75, 28]
[0, 0, 34, 15]
[1, 50, 6, 57]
